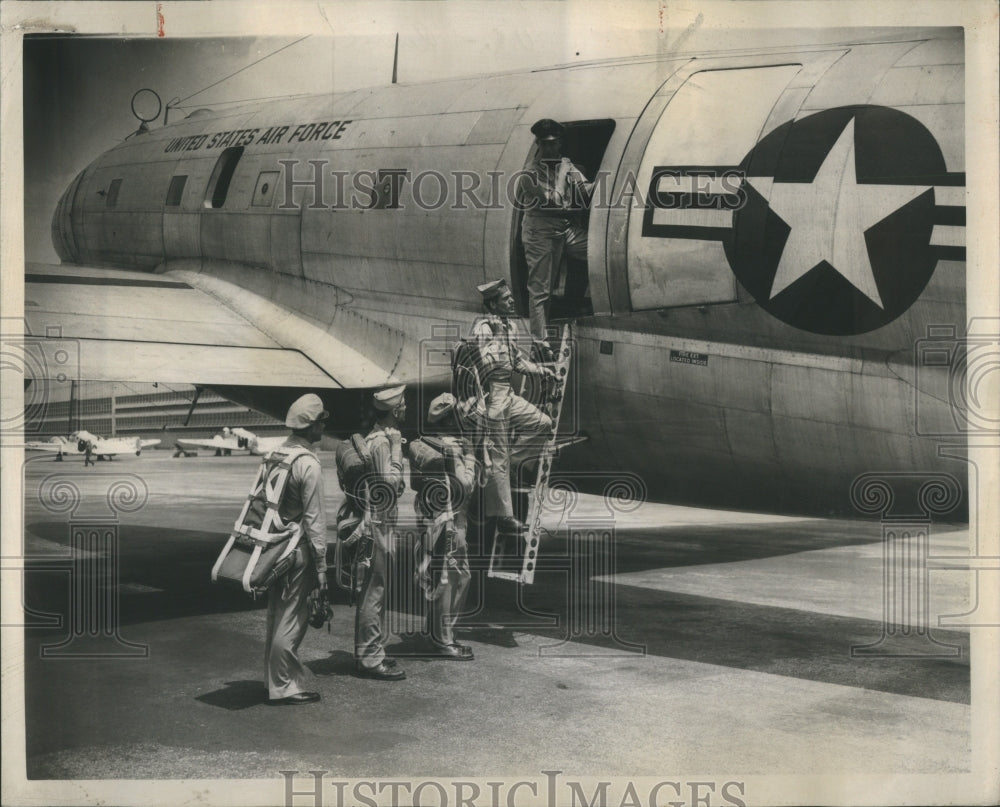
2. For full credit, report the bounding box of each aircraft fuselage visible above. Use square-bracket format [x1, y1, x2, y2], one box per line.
[49, 32, 967, 514]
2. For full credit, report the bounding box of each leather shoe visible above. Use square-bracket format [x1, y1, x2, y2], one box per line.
[356, 661, 406, 681]
[268, 691, 320, 705]
[432, 643, 474, 661]
[496, 516, 527, 535]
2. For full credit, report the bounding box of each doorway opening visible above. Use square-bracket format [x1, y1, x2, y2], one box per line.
[511, 118, 615, 327]
[204, 147, 244, 209]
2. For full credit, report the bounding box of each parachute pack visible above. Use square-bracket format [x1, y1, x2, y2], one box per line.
[211, 445, 311, 598]
[335, 433, 374, 513]
[451, 335, 488, 404]
[408, 435, 449, 479]
[333, 433, 377, 599]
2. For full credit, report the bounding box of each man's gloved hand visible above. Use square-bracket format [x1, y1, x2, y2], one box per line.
[308, 588, 333, 629]
[384, 427, 402, 446]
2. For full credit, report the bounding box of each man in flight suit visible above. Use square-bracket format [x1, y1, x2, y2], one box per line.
[517, 118, 593, 339]
[355, 385, 407, 681]
[265, 393, 329, 705]
[473, 280, 555, 535]
[413, 393, 477, 660]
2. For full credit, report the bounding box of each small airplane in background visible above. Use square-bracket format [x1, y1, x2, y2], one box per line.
[174, 427, 284, 457]
[25, 430, 161, 460]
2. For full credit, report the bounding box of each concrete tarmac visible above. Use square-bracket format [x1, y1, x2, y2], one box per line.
[19, 452, 971, 779]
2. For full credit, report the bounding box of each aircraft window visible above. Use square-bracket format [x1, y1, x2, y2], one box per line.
[165, 175, 187, 206]
[512, 119, 616, 325]
[106, 178, 122, 207]
[252, 171, 279, 207]
[204, 146, 244, 209]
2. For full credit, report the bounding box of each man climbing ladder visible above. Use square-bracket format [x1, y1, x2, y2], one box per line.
[486, 322, 573, 585]
[469, 279, 557, 540]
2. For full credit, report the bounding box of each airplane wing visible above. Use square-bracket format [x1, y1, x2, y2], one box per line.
[90, 436, 157, 455]
[175, 436, 237, 451]
[24, 263, 397, 388]
[25, 438, 71, 453]
[139, 439, 162, 449]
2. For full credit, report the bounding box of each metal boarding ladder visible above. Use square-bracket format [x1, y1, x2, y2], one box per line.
[488, 324, 572, 584]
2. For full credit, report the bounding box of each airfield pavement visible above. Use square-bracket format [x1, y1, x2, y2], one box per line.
[14, 451, 973, 781]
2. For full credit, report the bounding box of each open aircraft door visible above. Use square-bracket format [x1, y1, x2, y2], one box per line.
[499, 116, 617, 319]
[606, 51, 847, 314]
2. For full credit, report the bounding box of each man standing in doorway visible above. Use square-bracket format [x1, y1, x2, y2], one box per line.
[517, 118, 592, 339]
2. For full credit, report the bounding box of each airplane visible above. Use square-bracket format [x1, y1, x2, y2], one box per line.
[27, 28, 972, 515]
[174, 426, 285, 457]
[25, 431, 161, 460]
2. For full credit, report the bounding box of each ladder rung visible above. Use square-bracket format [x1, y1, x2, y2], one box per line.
[488, 570, 522, 582]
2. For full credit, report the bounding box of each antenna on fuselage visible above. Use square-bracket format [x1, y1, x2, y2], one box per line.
[128, 89, 162, 138]
[164, 97, 180, 126]
[169, 35, 311, 118]
[391, 33, 399, 84]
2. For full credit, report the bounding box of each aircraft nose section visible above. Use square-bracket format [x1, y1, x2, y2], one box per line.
[51, 169, 85, 263]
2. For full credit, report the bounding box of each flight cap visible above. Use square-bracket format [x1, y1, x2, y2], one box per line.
[477, 279, 508, 301]
[285, 393, 330, 429]
[373, 384, 407, 411]
[531, 118, 564, 141]
[427, 393, 456, 424]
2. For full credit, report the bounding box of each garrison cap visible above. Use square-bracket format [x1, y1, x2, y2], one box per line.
[531, 118, 564, 140]
[285, 393, 330, 429]
[373, 384, 407, 411]
[477, 279, 508, 301]
[427, 393, 456, 424]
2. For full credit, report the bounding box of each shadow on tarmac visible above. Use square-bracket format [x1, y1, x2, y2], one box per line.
[24, 517, 970, 706]
[23, 515, 888, 627]
[305, 649, 357, 678]
[195, 680, 268, 711]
